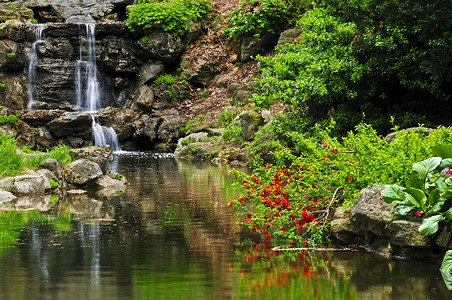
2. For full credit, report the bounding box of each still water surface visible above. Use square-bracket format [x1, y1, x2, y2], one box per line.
[0, 153, 450, 299]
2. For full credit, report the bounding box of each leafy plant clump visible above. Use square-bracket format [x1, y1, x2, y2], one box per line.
[125, 0, 212, 36]
[230, 122, 452, 248]
[223, 0, 309, 39]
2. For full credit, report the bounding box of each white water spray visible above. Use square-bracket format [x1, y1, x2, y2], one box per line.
[27, 24, 45, 109]
[75, 24, 121, 152]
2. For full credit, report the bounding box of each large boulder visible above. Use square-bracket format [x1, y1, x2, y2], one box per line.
[180, 57, 214, 87]
[19, 109, 65, 127]
[0, 189, 16, 203]
[48, 112, 93, 139]
[65, 158, 103, 185]
[133, 115, 162, 148]
[349, 184, 395, 238]
[239, 110, 264, 140]
[158, 116, 187, 144]
[69, 145, 113, 173]
[10, 175, 48, 194]
[97, 107, 139, 141]
[277, 28, 302, 47]
[0, 39, 24, 72]
[137, 61, 165, 86]
[0, 19, 25, 41]
[38, 158, 61, 178]
[132, 85, 154, 113]
[136, 30, 185, 62]
[387, 220, 430, 248]
[240, 31, 277, 62]
[102, 37, 141, 75]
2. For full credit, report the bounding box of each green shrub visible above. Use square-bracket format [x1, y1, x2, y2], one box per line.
[6, 53, 14, 59]
[49, 179, 59, 189]
[223, 0, 309, 39]
[0, 133, 21, 177]
[221, 124, 243, 143]
[125, 0, 212, 36]
[217, 109, 239, 128]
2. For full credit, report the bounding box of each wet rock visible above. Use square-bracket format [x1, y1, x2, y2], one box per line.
[239, 110, 264, 140]
[36, 168, 59, 187]
[10, 175, 48, 194]
[97, 107, 138, 140]
[69, 145, 113, 173]
[133, 115, 162, 148]
[65, 158, 103, 185]
[436, 225, 452, 249]
[0, 75, 27, 110]
[387, 220, 429, 248]
[158, 116, 187, 144]
[277, 28, 302, 46]
[37, 37, 74, 59]
[95, 175, 126, 198]
[0, 194, 52, 211]
[349, 184, 395, 238]
[102, 37, 141, 75]
[0, 189, 16, 203]
[48, 112, 93, 139]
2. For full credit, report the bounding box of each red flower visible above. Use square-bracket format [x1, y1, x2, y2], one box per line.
[280, 227, 287, 232]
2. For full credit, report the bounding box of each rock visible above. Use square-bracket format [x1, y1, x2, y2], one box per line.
[239, 110, 264, 140]
[330, 207, 361, 244]
[102, 37, 141, 75]
[240, 31, 278, 62]
[174, 132, 209, 156]
[38, 158, 61, 178]
[261, 109, 272, 123]
[0, 75, 27, 110]
[277, 28, 302, 46]
[133, 115, 162, 148]
[95, 175, 126, 198]
[435, 225, 452, 249]
[174, 141, 216, 159]
[10, 175, 48, 194]
[0, 177, 15, 192]
[0, 189, 16, 203]
[65, 158, 103, 185]
[232, 83, 257, 105]
[137, 61, 165, 86]
[48, 112, 93, 139]
[36, 169, 58, 187]
[0, 39, 24, 72]
[349, 184, 395, 238]
[0, 195, 52, 212]
[0, 19, 25, 41]
[19, 109, 65, 127]
[180, 57, 214, 87]
[137, 30, 185, 62]
[387, 220, 430, 248]
[97, 107, 138, 141]
[69, 145, 114, 173]
[37, 37, 74, 59]
[158, 116, 187, 144]
[133, 85, 154, 113]
[183, 20, 203, 44]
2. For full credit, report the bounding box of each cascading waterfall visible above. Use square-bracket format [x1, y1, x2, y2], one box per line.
[27, 24, 45, 110]
[75, 24, 121, 152]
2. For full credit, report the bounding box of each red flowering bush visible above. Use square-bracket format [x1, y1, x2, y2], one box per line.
[230, 122, 452, 248]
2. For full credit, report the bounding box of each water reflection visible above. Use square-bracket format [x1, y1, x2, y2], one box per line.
[0, 153, 450, 299]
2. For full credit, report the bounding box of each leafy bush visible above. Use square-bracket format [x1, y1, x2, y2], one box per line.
[223, 0, 309, 39]
[125, 0, 212, 36]
[253, 1, 452, 135]
[230, 122, 452, 247]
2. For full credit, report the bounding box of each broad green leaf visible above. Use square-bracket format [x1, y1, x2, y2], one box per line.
[445, 207, 452, 221]
[430, 197, 446, 213]
[419, 215, 444, 236]
[446, 177, 452, 186]
[405, 188, 426, 209]
[440, 158, 452, 169]
[412, 157, 441, 178]
[436, 177, 448, 190]
[441, 250, 452, 291]
[381, 185, 405, 204]
[428, 189, 441, 207]
[406, 174, 423, 190]
[433, 145, 452, 159]
[394, 202, 412, 216]
[443, 186, 452, 198]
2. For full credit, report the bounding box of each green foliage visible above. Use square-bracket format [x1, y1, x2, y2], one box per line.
[382, 145, 452, 237]
[221, 124, 243, 143]
[49, 179, 58, 189]
[141, 36, 150, 44]
[231, 122, 452, 247]
[0, 82, 5, 88]
[116, 174, 124, 180]
[32, 19, 38, 24]
[47, 144, 72, 165]
[180, 139, 190, 146]
[441, 250, 452, 290]
[217, 109, 239, 128]
[10, 3, 16, 11]
[253, 1, 452, 135]
[199, 88, 211, 98]
[223, 0, 310, 39]
[125, 0, 212, 36]
[155, 74, 177, 85]
[0, 134, 22, 177]
[6, 53, 14, 59]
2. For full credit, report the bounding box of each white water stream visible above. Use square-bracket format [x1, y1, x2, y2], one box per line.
[27, 24, 45, 110]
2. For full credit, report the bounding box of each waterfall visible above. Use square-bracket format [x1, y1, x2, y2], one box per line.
[75, 24, 121, 152]
[27, 24, 45, 109]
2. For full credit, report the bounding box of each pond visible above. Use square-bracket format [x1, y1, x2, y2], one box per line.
[0, 153, 450, 299]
